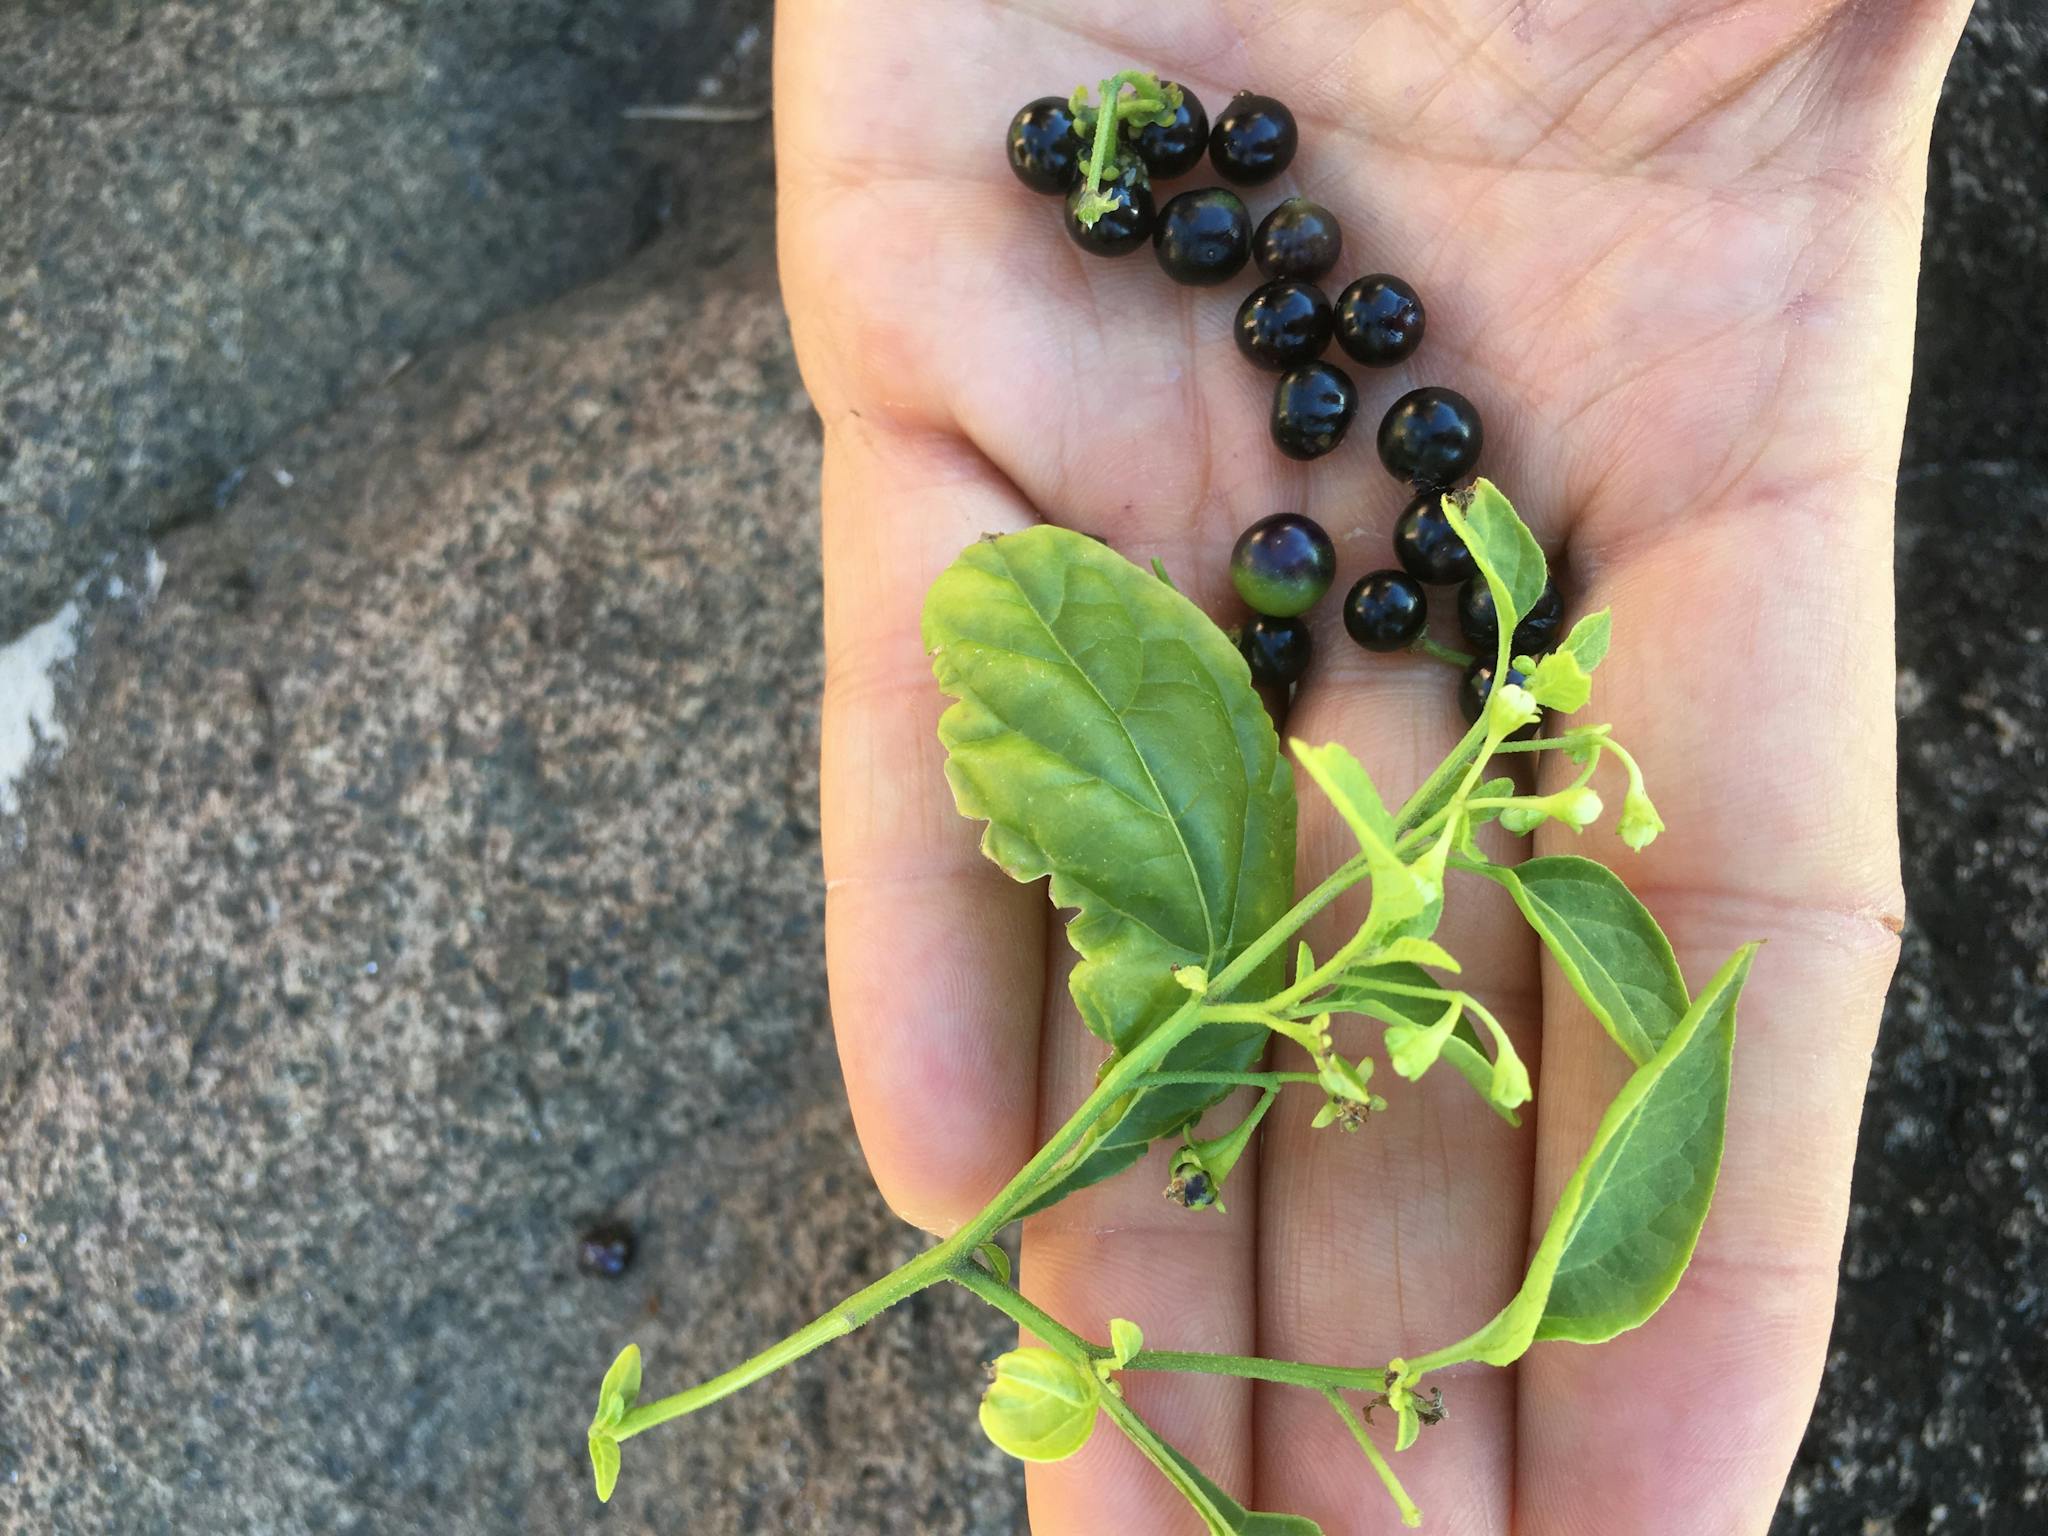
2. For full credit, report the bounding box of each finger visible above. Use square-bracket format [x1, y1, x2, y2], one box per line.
[1022, 957, 1258, 1536]
[819, 420, 1047, 1232]
[1516, 486, 1906, 1534]
[1253, 612, 1540, 1529]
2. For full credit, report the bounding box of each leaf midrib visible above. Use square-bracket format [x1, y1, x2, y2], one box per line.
[996, 539, 1221, 965]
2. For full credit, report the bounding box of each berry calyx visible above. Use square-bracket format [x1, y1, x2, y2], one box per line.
[1458, 576, 1564, 654]
[1343, 570, 1429, 652]
[1006, 98, 1084, 193]
[1236, 613, 1312, 686]
[1131, 82, 1209, 179]
[1253, 196, 1343, 282]
[1208, 92, 1299, 185]
[1335, 274, 1426, 367]
[1231, 513, 1337, 617]
[1152, 187, 1252, 285]
[1392, 492, 1476, 585]
[1065, 161, 1155, 256]
[1377, 386, 1483, 487]
[1271, 361, 1358, 461]
[1235, 280, 1333, 372]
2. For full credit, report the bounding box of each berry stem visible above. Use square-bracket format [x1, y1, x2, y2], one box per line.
[1074, 69, 1171, 224]
[1409, 635, 1474, 668]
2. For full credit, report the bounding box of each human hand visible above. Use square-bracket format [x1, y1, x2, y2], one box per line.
[776, 2, 1968, 1530]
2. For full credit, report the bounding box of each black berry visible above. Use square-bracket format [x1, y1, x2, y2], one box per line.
[1343, 570, 1428, 652]
[1235, 280, 1332, 372]
[1237, 613, 1312, 687]
[1152, 187, 1251, 285]
[1208, 92, 1298, 185]
[1459, 576, 1564, 655]
[1253, 197, 1342, 282]
[1271, 361, 1358, 461]
[1377, 386, 1483, 487]
[1460, 656, 1539, 738]
[1231, 513, 1337, 617]
[1335, 274, 1426, 367]
[1392, 492, 1475, 585]
[577, 1220, 636, 1279]
[1064, 164, 1156, 257]
[1132, 83, 1209, 179]
[1006, 98, 1083, 194]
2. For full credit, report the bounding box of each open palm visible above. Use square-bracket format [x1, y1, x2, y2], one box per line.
[775, 2, 1965, 1530]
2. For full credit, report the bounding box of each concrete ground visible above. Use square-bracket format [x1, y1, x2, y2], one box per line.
[1, 4, 2042, 1533]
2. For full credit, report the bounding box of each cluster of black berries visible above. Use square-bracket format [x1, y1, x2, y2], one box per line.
[1007, 81, 1561, 711]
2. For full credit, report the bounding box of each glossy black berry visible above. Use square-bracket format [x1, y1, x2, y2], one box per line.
[1343, 570, 1428, 652]
[1271, 361, 1358, 461]
[1461, 657, 1540, 738]
[1377, 386, 1483, 487]
[1064, 164, 1156, 257]
[1152, 187, 1251, 285]
[577, 1220, 636, 1279]
[1231, 512, 1337, 617]
[1392, 492, 1475, 585]
[1253, 197, 1342, 282]
[1131, 83, 1209, 179]
[1208, 92, 1298, 185]
[1234, 280, 1332, 372]
[1237, 613, 1312, 687]
[1006, 98, 1083, 194]
[1335, 274, 1426, 367]
[1459, 576, 1564, 654]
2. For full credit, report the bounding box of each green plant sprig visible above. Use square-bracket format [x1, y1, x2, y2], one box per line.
[584, 480, 1757, 1533]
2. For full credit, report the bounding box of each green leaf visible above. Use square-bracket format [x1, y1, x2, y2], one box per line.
[1293, 740, 1426, 934]
[1107, 1399, 1324, 1535]
[925, 527, 1295, 1202]
[1558, 608, 1612, 671]
[979, 1348, 1102, 1463]
[1402, 945, 1756, 1373]
[1476, 857, 1689, 1066]
[1110, 1318, 1145, 1368]
[1522, 649, 1593, 713]
[976, 1242, 1012, 1287]
[1441, 481, 1547, 638]
[1368, 936, 1461, 973]
[595, 1343, 642, 1428]
[588, 1433, 621, 1503]
[1535, 947, 1752, 1344]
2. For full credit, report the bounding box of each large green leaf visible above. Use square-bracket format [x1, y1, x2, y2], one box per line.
[1401, 945, 1755, 1373]
[924, 527, 1296, 1198]
[1477, 857, 1689, 1067]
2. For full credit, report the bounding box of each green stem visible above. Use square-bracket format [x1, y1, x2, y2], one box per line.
[1141, 1069, 1322, 1090]
[1081, 72, 1121, 208]
[613, 1246, 957, 1438]
[1324, 1389, 1422, 1528]
[952, 1263, 1104, 1356]
[1409, 635, 1474, 668]
[954, 1266, 1388, 1393]
[616, 850, 1379, 1438]
[1132, 1350, 1386, 1393]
